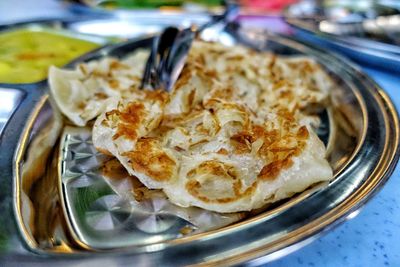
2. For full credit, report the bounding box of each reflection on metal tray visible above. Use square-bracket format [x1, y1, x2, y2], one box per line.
[284, 0, 400, 72]
[2, 25, 397, 265]
[59, 127, 245, 249]
[0, 88, 25, 137]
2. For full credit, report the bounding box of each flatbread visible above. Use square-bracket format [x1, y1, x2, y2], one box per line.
[90, 41, 333, 213]
[49, 49, 149, 126]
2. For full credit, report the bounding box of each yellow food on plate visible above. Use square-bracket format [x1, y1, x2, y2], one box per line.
[50, 40, 334, 213]
[0, 28, 100, 83]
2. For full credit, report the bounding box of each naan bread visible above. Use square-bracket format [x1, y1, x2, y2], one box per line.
[91, 41, 333, 213]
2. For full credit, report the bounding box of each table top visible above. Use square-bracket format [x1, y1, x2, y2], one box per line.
[0, 1, 399, 266]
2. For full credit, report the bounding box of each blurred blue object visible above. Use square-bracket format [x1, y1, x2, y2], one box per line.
[289, 26, 400, 73]
[285, 0, 400, 73]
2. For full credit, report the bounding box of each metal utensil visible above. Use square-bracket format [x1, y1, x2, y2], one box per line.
[140, 27, 179, 89]
[140, 2, 239, 91]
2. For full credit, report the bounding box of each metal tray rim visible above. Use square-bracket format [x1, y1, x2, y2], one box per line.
[8, 32, 400, 265]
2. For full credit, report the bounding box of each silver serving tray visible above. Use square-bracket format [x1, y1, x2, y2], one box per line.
[0, 25, 399, 266]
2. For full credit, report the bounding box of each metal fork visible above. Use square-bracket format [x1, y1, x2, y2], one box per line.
[140, 2, 239, 91]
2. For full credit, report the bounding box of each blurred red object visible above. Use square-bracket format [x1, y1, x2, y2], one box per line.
[242, 0, 299, 13]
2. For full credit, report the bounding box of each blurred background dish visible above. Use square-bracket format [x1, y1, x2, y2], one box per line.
[69, 0, 222, 10]
[0, 26, 105, 84]
[0, 88, 24, 137]
[65, 0, 298, 15]
[284, 0, 400, 72]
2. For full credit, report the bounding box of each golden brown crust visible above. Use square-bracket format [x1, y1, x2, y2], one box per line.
[174, 66, 192, 89]
[112, 102, 146, 141]
[254, 113, 309, 181]
[185, 160, 258, 204]
[257, 158, 294, 181]
[143, 89, 169, 103]
[110, 60, 130, 70]
[124, 138, 176, 182]
[230, 131, 253, 154]
[108, 79, 120, 89]
[186, 179, 258, 204]
[94, 92, 108, 100]
[101, 158, 128, 180]
[217, 148, 229, 155]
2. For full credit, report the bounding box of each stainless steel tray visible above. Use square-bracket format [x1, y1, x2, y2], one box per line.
[0, 25, 399, 266]
[0, 88, 25, 137]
